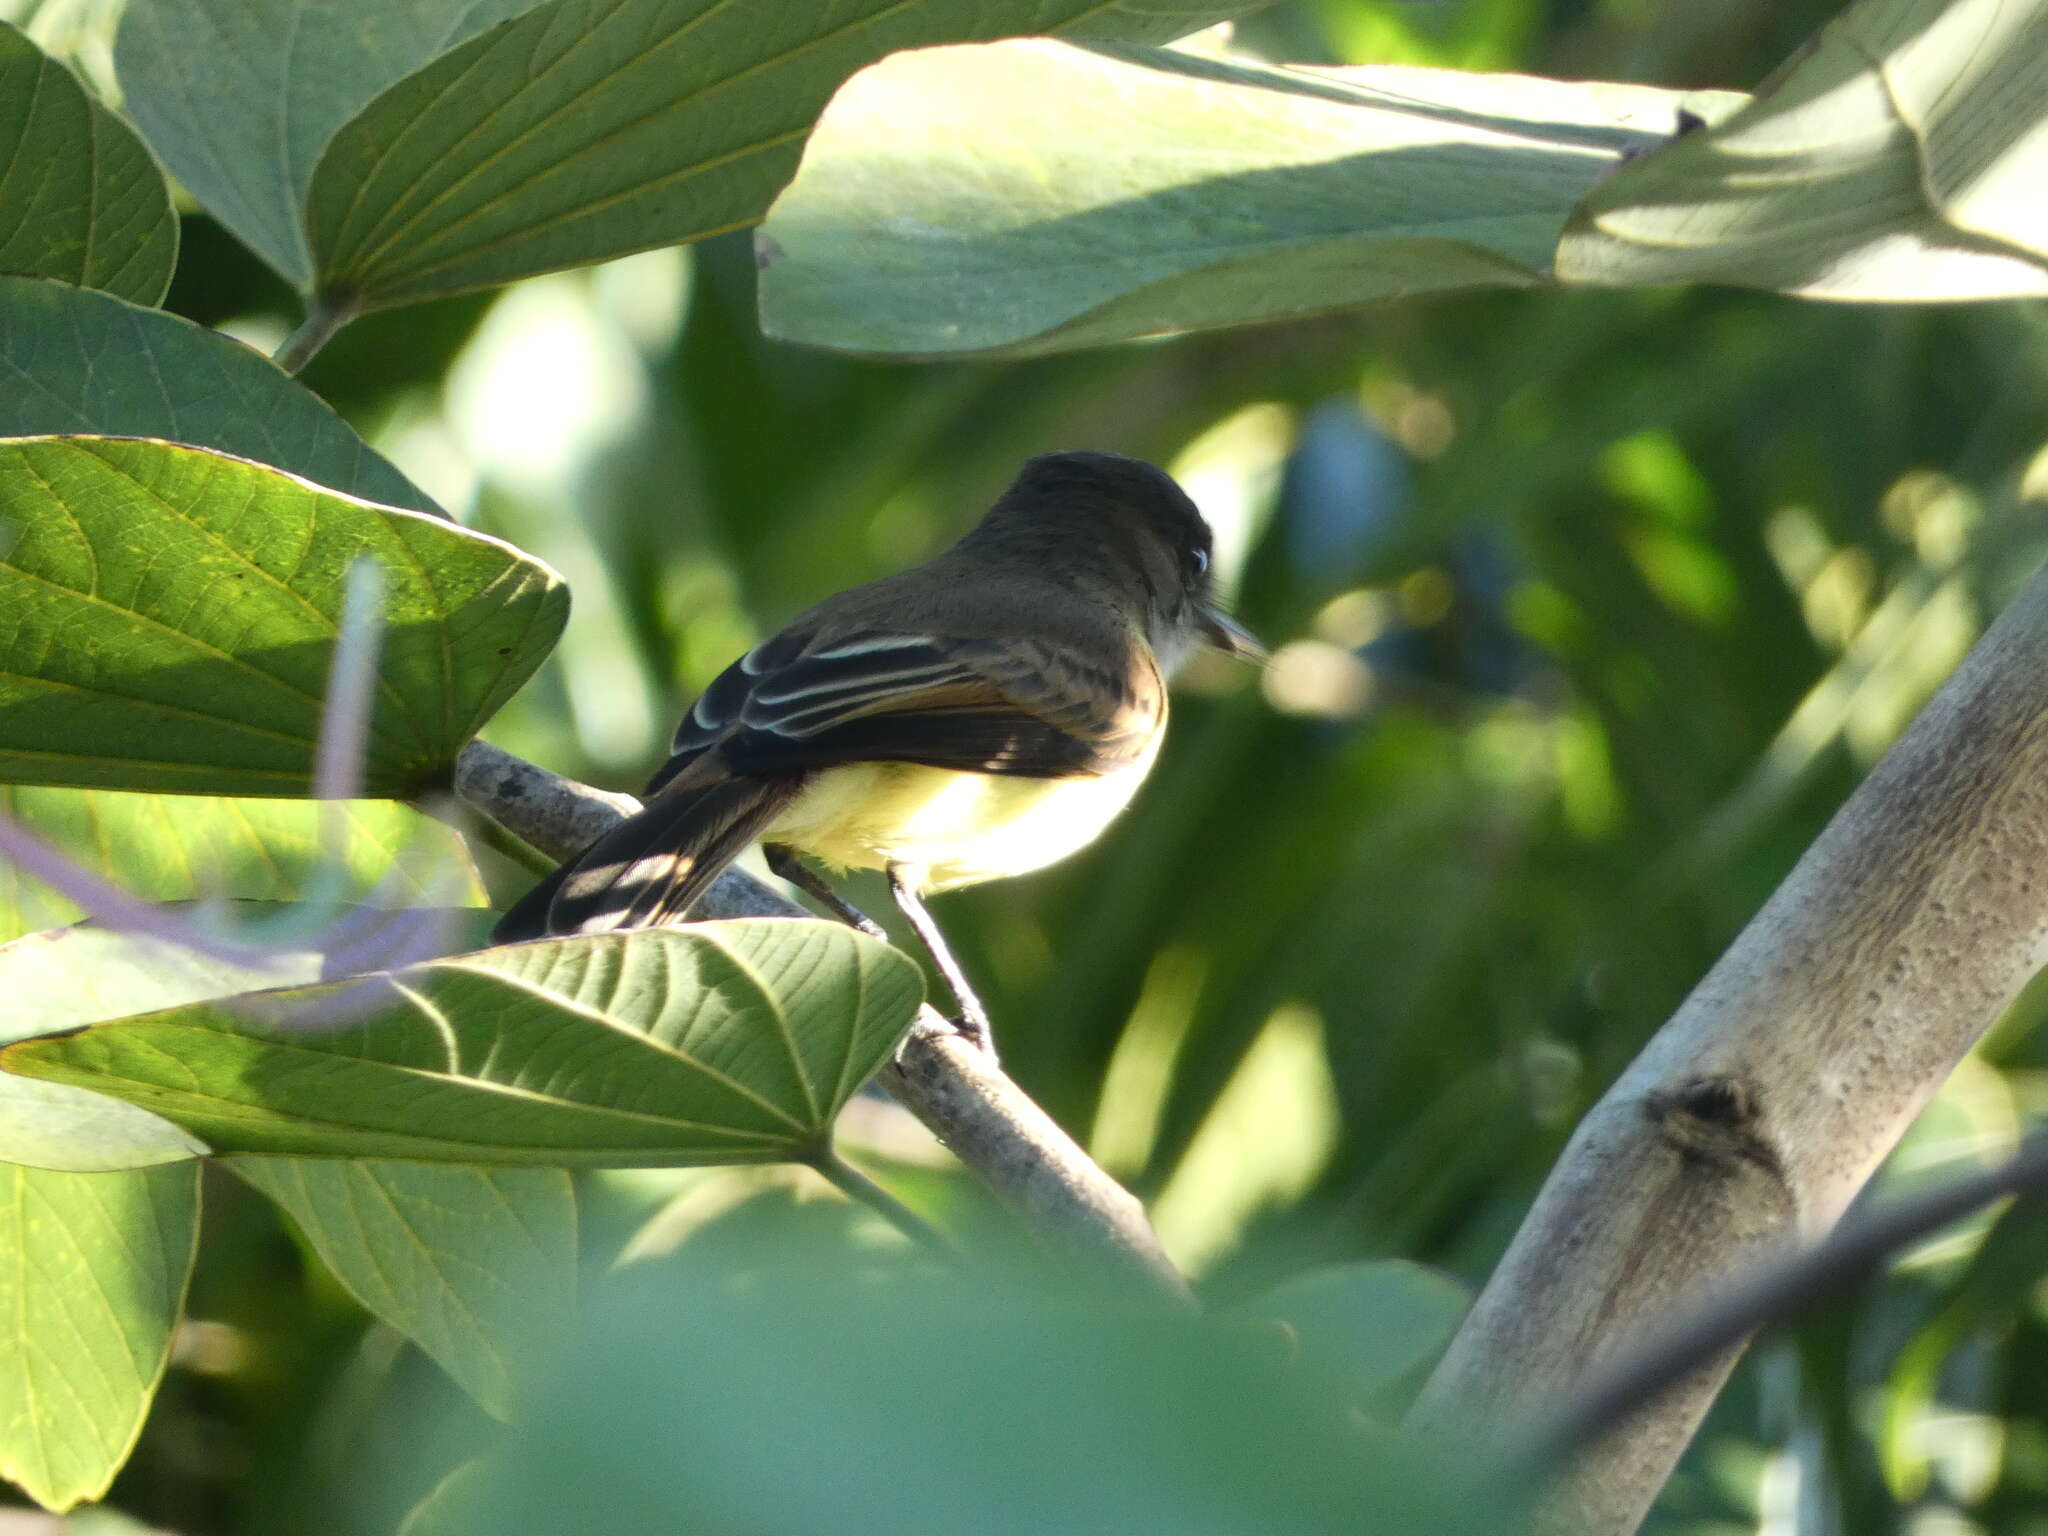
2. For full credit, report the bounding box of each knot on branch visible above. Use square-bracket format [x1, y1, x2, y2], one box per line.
[1645, 1075, 1786, 1188]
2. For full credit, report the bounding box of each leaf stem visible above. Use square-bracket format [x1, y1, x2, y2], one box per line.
[461, 806, 558, 878]
[274, 290, 362, 375]
[813, 1147, 948, 1253]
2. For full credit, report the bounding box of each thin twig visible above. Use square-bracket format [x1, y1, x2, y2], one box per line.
[460, 809, 557, 878]
[448, 739, 1193, 1304]
[812, 1146, 950, 1251]
[1540, 1131, 2048, 1466]
[273, 290, 362, 375]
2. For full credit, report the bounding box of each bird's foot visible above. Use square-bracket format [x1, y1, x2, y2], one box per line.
[765, 845, 888, 941]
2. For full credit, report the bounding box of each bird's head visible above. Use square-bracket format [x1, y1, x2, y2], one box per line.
[983, 450, 1266, 669]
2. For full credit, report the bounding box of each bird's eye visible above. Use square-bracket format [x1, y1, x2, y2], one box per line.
[1189, 548, 1210, 576]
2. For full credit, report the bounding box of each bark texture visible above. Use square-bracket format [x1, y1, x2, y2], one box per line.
[1414, 560, 2048, 1534]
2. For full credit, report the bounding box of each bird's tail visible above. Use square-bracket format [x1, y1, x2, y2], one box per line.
[492, 765, 803, 943]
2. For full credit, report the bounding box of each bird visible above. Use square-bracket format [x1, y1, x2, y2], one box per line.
[493, 450, 1264, 1054]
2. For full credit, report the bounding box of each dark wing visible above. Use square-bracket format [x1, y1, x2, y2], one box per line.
[493, 769, 799, 941]
[647, 626, 1162, 793]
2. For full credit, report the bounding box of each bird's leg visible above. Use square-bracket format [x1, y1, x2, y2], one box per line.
[764, 844, 887, 942]
[887, 863, 995, 1060]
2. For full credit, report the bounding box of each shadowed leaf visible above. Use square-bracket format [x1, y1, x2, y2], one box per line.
[0, 23, 176, 305]
[0, 276, 432, 513]
[235, 1157, 575, 1418]
[114, 0, 537, 288]
[302, 0, 1285, 309]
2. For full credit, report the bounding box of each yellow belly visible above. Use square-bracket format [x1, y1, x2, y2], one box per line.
[765, 741, 1160, 892]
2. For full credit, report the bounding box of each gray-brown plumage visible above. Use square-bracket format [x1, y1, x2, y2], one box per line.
[494, 451, 1260, 945]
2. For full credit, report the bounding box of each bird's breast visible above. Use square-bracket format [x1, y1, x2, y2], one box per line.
[766, 741, 1162, 892]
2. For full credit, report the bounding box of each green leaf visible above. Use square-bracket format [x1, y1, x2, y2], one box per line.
[1556, 0, 2048, 298]
[0, 1073, 202, 1174]
[1897, 0, 2048, 262]
[302, 0, 1286, 310]
[0, 436, 566, 797]
[234, 1158, 576, 1418]
[3, 921, 924, 1166]
[0, 790, 487, 943]
[405, 1233, 1524, 1536]
[756, 40, 1727, 357]
[0, 1161, 198, 1512]
[0, 900, 562, 1430]
[1880, 1189, 2048, 1498]
[113, 0, 538, 288]
[0, 22, 176, 306]
[0, 904, 492, 1172]
[0, 276, 433, 514]
[1240, 1260, 1470, 1405]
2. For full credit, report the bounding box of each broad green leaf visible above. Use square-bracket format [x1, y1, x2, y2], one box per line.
[757, 40, 1731, 358]
[0, 790, 488, 943]
[114, 0, 540, 288]
[3, 921, 924, 1166]
[401, 1235, 1523, 1536]
[0, 23, 176, 306]
[0, 437, 566, 797]
[1240, 1260, 1469, 1404]
[302, 0, 1287, 310]
[1556, 0, 2048, 298]
[0, 906, 494, 1172]
[0, 276, 433, 514]
[0, 908, 499, 1031]
[1896, 0, 2048, 261]
[0, 900, 561, 1434]
[234, 1158, 576, 1418]
[0, 1071, 201, 1174]
[0, 1161, 198, 1511]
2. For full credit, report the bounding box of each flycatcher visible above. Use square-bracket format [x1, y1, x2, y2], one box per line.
[494, 450, 1263, 1051]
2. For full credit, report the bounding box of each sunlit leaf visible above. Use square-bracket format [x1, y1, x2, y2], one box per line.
[0, 22, 176, 306]
[302, 0, 1288, 310]
[1556, 0, 2048, 298]
[0, 903, 490, 1171]
[0, 437, 566, 797]
[235, 1158, 575, 1418]
[0, 276, 432, 513]
[0, 900, 561, 1433]
[757, 40, 1727, 357]
[3, 921, 923, 1165]
[0, 791, 486, 943]
[113, 0, 538, 288]
[0, 1162, 197, 1512]
[1896, 0, 2048, 260]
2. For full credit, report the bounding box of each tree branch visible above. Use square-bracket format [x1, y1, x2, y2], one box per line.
[450, 739, 1193, 1305]
[1411, 557, 2048, 1535]
[1539, 1131, 2048, 1468]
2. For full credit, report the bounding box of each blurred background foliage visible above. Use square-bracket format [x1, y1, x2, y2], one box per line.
[6, 0, 2048, 1530]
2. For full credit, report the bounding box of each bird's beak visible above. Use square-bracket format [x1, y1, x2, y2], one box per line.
[1198, 603, 1266, 662]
